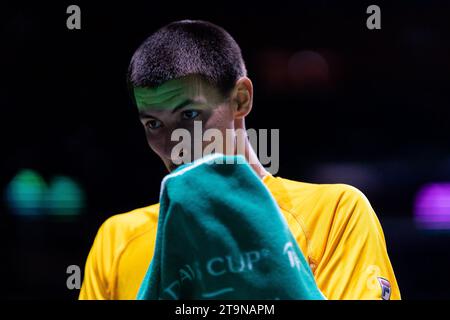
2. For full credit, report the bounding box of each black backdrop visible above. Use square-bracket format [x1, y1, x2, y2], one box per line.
[1, 1, 450, 299]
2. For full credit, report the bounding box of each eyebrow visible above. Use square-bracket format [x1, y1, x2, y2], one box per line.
[139, 99, 195, 118]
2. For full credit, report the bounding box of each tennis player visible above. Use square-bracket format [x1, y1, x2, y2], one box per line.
[79, 20, 400, 300]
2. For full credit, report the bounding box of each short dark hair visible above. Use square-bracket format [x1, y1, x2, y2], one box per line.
[127, 20, 247, 102]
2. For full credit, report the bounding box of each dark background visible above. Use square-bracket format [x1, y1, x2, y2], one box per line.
[1, 1, 450, 299]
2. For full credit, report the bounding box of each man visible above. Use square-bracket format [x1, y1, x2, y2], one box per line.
[79, 20, 400, 300]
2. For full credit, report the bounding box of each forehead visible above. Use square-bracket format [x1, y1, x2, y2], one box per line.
[134, 75, 220, 112]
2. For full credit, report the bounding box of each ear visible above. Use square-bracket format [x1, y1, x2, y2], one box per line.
[231, 77, 253, 119]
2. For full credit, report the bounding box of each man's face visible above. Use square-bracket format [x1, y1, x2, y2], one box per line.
[136, 75, 236, 172]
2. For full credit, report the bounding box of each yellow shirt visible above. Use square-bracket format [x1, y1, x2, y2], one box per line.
[79, 174, 400, 300]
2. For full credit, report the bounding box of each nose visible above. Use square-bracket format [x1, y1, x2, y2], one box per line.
[152, 123, 194, 167]
[162, 132, 190, 166]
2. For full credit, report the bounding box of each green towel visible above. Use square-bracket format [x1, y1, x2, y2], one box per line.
[137, 154, 325, 300]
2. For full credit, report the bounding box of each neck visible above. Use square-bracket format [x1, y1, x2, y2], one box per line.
[234, 119, 269, 180]
[246, 140, 270, 179]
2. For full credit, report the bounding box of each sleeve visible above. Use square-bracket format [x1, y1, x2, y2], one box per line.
[79, 220, 115, 300]
[314, 185, 401, 300]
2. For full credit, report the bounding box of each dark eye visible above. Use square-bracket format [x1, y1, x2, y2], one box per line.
[146, 119, 162, 129]
[181, 110, 200, 120]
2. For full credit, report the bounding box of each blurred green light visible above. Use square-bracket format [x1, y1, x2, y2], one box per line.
[5, 169, 47, 216]
[5, 170, 85, 218]
[45, 175, 85, 216]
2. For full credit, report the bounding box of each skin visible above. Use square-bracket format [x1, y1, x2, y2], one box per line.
[136, 74, 269, 178]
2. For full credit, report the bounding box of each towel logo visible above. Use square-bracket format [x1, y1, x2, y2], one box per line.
[283, 242, 301, 271]
[377, 277, 391, 300]
[206, 250, 268, 277]
[162, 248, 270, 299]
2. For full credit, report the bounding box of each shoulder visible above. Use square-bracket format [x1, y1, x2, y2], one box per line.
[271, 176, 382, 258]
[97, 203, 160, 248]
[269, 175, 370, 213]
[270, 176, 378, 237]
[80, 204, 160, 299]
[89, 203, 160, 277]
